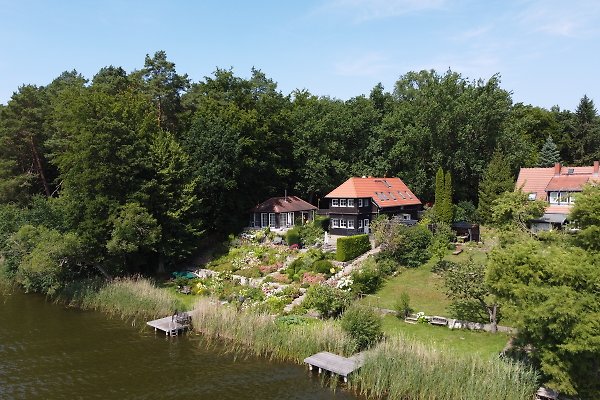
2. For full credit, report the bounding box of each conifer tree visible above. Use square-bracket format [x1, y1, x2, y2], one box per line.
[477, 150, 515, 223]
[434, 167, 445, 221]
[538, 136, 560, 167]
[443, 170, 453, 223]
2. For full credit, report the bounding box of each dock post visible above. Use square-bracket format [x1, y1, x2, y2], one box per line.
[308, 365, 313, 371]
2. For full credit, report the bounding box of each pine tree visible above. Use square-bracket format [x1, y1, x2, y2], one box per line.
[477, 150, 515, 223]
[538, 136, 560, 167]
[434, 167, 445, 222]
[443, 170, 453, 223]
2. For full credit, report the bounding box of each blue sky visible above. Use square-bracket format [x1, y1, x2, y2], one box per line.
[1, 0, 599, 110]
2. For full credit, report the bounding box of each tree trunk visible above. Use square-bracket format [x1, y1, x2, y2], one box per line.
[488, 304, 498, 333]
[28, 134, 51, 197]
[157, 253, 165, 274]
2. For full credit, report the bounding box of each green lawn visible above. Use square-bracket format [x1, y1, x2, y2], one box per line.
[361, 259, 451, 316]
[381, 315, 510, 358]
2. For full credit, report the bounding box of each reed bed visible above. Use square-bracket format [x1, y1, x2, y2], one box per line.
[59, 277, 181, 321]
[190, 298, 356, 362]
[350, 335, 538, 400]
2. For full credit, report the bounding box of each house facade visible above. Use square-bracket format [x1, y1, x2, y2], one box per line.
[323, 177, 422, 235]
[516, 161, 599, 232]
[250, 196, 317, 230]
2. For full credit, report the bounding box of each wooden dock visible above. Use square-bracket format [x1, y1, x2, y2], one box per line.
[303, 351, 366, 382]
[147, 313, 191, 336]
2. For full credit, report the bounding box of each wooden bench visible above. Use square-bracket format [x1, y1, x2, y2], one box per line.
[429, 316, 448, 326]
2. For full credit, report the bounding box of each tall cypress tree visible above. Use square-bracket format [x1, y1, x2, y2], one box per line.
[434, 167, 445, 221]
[477, 150, 515, 223]
[443, 170, 453, 223]
[538, 136, 560, 167]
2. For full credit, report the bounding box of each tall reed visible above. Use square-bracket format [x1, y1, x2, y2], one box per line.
[59, 277, 181, 321]
[350, 335, 538, 400]
[190, 298, 355, 362]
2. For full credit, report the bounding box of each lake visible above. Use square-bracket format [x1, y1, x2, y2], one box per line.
[0, 292, 359, 400]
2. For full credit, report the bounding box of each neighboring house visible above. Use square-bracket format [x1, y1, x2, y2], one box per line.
[250, 196, 317, 229]
[516, 161, 600, 232]
[323, 177, 422, 235]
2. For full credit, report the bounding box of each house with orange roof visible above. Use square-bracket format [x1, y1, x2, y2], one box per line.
[516, 161, 599, 231]
[323, 177, 422, 235]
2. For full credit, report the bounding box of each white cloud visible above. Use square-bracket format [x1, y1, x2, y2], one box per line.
[323, 0, 447, 21]
[518, 0, 600, 37]
[334, 52, 395, 77]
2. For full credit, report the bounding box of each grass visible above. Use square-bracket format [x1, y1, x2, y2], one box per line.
[380, 315, 509, 358]
[57, 277, 183, 321]
[361, 258, 451, 316]
[190, 297, 355, 361]
[351, 335, 538, 400]
[188, 298, 537, 400]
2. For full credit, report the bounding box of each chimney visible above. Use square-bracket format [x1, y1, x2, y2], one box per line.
[554, 162, 561, 176]
[594, 161, 599, 177]
[285, 189, 288, 202]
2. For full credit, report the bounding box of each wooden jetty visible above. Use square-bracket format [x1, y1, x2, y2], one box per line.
[303, 351, 366, 382]
[147, 313, 191, 336]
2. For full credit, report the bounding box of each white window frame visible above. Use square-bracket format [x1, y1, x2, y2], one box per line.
[358, 199, 363, 207]
[340, 199, 347, 207]
[527, 193, 537, 201]
[340, 219, 347, 228]
[358, 219, 363, 228]
[364, 198, 370, 206]
[269, 213, 276, 228]
[332, 219, 340, 228]
[348, 219, 355, 229]
[549, 192, 559, 204]
[261, 213, 268, 228]
[348, 199, 354, 207]
[287, 212, 294, 226]
[332, 199, 339, 207]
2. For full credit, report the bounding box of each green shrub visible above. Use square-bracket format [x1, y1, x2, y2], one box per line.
[304, 284, 352, 318]
[336, 234, 371, 261]
[311, 259, 334, 275]
[315, 216, 330, 231]
[388, 224, 433, 267]
[236, 266, 261, 278]
[297, 220, 325, 246]
[394, 292, 412, 318]
[351, 265, 384, 295]
[374, 255, 398, 275]
[286, 228, 301, 246]
[340, 305, 383, 351]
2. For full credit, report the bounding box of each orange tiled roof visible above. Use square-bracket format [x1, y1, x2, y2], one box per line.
[545, 204, 572, 214]
[516, 162, 599, 215]
[515, 168, 554, 201]
[325, 177, 421, 208]
[545, 175, 591, 191]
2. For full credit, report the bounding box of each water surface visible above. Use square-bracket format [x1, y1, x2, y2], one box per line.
[0, 292, 358, 400]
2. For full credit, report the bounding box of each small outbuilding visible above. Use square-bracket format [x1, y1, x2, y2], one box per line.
[451, 221, 480, 242]
[250, 196, 317, 229]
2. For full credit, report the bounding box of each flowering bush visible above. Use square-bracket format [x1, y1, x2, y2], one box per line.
[301, 272, 326, 284]
[336, 277, 353, 292]
[416, 311, 429, 324]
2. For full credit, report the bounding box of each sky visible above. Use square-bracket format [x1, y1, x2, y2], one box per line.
[1, 0, 599, 110]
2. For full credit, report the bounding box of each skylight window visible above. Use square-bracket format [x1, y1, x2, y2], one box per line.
[388, 191, 396, 200]
[397, 191, 406, 199]
[528, 193, 537, 201]
[406, 192, 413, 199]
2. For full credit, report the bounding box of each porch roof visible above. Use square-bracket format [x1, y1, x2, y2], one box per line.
[250, 196, 317, 213]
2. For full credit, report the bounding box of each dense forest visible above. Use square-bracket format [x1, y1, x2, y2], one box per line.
[0, 50, 599, 278]
[2, 52, 600, 398]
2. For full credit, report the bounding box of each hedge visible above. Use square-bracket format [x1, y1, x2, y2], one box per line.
[285, 228, 301, 246]
[336, 234, 371, 261]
